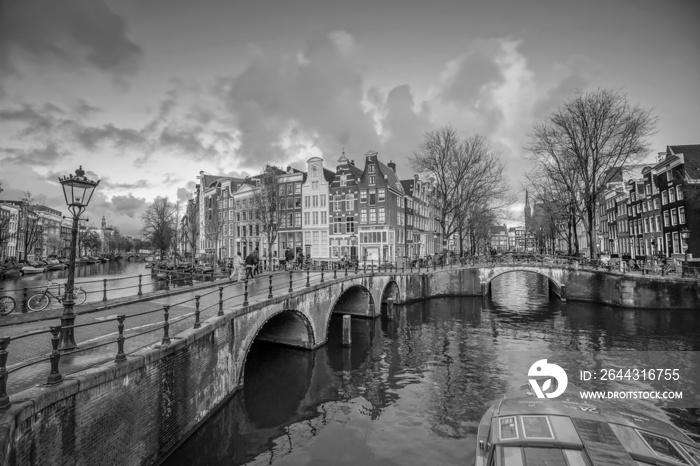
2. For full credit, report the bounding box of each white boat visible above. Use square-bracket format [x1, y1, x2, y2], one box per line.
[21, 265, 46, 274]
[46, 259, 67, 271]
[476, 382, 700, 466]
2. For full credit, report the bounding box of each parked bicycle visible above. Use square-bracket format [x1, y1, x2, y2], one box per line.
[27, 280, 88, 312]
[0, 289, 16, 316]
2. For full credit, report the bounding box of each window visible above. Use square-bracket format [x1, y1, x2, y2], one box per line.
[313, 212, 318, 225]
[305, 196, 310, 208]
[280, 200, 286, 211]
[369, 190, 376, 205]
[663, 210, 670, 227]
[361, 209, 367, 223]
[237, 226, 240, 237]
[313, 195, 318, 207]
[676, 186, 683, 200]
[333, 217, 343, 234]
[654, 198, 660, 210]
[369, 175, 375, 185]
[311, 165, 318, 177]
[378, 207, 385, 223]
[378, 189, 385, 202]
[662, 190, 668, 205]
[236, 212, 241, 221]
[666, 170, 673, 182]
[645, 184, 651, 195]
[368, 165, 375, 173]
[340, 175, 346, 187]
[287, 213, 293, 226]
[321, 195, 326, 207]
[295, 183, 301, 194]
[287, 184, 293, 194]
[369, 208, 376, 223]
[346, 217, 355, 233]
[346, 193, 354, 211]
[656, 215, 661, 231]
[242, 211, 247, 221]
[679, 207, 685, 224]
[312, 181, 318, 189]
[671, 208, 678, 226]
[304, 212, 310, 225]
[360, 190, 367, 203]
[669, 189, 676, 203]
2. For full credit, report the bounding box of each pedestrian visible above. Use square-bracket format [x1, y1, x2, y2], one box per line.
[244, 252, 255, 279]
[230, 252, 244, 281]
[286, 248, 294, 271]
[253, 248, 260, 276]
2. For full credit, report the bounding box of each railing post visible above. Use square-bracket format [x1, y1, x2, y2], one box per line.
[162, 305, 171, 345]
[243, 280, 249, 306]
[306, 268, 310, 287]
[103, 278, 108, 302]
[364, 262, 366, 274]
[194, 295, 201, 329]
[433, 260, 436, 271]
[334, 267, 337, 280]
[46, 326, 63, 385]
[0, 337, 10, 409]
[218, 287, 224, 316]
[22, 288, 28, 314]
[345, 264, 348, 277]
[138, 274, 143, 296]
[355, 264, 359, 274]
[165, 275, 170, 291]
[288, 270, 293, 293]
[321, 264, 325, 283]
[115, 315, 126, 363]
[268, 274, 273, 299]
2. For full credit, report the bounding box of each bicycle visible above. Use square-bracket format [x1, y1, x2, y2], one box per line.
[27, 280, 88, 312]
[0, 289, 16, 316]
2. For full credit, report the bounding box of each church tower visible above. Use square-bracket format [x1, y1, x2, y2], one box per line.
[101, 215, 107, 230]
[524, 191, 532, 229]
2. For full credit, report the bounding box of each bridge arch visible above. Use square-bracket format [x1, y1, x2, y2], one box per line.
[237, 309, 316, 386]
[483, 267, 566, 301]
[329, 284, 377, 318]
[380, 280, 400, 304]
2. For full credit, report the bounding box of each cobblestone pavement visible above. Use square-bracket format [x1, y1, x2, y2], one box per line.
[3, 269, 339, 396]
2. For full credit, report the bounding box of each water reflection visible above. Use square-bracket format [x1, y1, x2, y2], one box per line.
[164, 273, 700, 466]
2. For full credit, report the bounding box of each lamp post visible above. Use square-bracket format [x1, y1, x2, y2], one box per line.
[681, 227, 690, 268]
[58, 166, 99, 351]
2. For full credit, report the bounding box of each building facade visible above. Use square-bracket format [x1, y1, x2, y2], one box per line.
[301, 157, 333, 260]
[328, 152, 362, 261]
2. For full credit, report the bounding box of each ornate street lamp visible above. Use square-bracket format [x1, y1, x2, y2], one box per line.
[680, 227, 691, 266]
[58, 166, 100, 351]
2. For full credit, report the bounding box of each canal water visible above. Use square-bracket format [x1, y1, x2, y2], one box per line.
[163, 272, 700, 466]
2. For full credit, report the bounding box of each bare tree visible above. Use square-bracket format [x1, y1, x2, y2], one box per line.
[411, 127, 513, 252]
[525, 89, 657, 258]
[252, 165, 283, 269]
[45, 233, 63, 257]
[18, 192, 44, 260]
[82, 230, 102, 256]
[141, 196, 177, 260]
[181, 198, 199, 265]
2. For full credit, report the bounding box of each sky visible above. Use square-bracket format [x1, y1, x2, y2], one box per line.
[1, 0, 699, 236]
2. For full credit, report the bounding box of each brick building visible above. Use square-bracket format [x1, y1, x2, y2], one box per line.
[301, 157, 334, 260]
[329, 152, 362, 261]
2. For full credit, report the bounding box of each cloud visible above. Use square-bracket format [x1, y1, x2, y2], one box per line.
[110, 193, 147, 219]
[219, 30, 380, 167]
[0, 0, 142, 93]
[0, 142, 69, 165]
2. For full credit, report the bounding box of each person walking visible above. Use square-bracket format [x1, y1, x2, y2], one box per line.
[252, 248, 260, 276]
[244, 251, 256, 280]
[230, 252, 244, 281]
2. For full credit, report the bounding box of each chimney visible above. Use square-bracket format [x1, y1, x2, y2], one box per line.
[388, 161, 396, 173]
[287, 165, 292, 173]
[350, 160, 355, 165]
[657, 152, 665, 163]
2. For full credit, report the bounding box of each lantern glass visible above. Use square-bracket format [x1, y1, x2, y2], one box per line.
[59, 167, 100, 216]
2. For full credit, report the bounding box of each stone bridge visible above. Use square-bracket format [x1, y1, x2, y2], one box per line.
[1, 265, 698, 466]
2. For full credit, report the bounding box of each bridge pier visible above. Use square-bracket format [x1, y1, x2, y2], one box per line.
[342, 315, 351, 347]
[385, 298, 395, 320]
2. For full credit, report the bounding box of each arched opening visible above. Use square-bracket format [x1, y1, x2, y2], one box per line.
[485, 271, 564, 318]
[330, 284, 376, 318]
[380, 281, 400, 303]
[253, 309, 315, 348]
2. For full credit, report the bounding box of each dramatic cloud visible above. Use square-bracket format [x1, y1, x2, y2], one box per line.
[219, 31, 380, 166]
[0, 0, 142, 93]
[111, 193, 147, 219]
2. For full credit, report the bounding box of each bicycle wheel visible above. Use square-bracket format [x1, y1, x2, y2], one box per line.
[0, 296, 16, 316]
[73, 288, 87, 305]
[27, 294, 50, 311]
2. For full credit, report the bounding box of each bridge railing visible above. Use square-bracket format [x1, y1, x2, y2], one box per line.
[0, 261, 491, 402]
[0, 269, 231, 316]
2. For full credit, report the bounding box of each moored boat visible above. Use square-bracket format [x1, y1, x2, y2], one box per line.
[21, 265, 46, 274]
[46, 259, 67, 271]
[476, 383, 700, 466]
